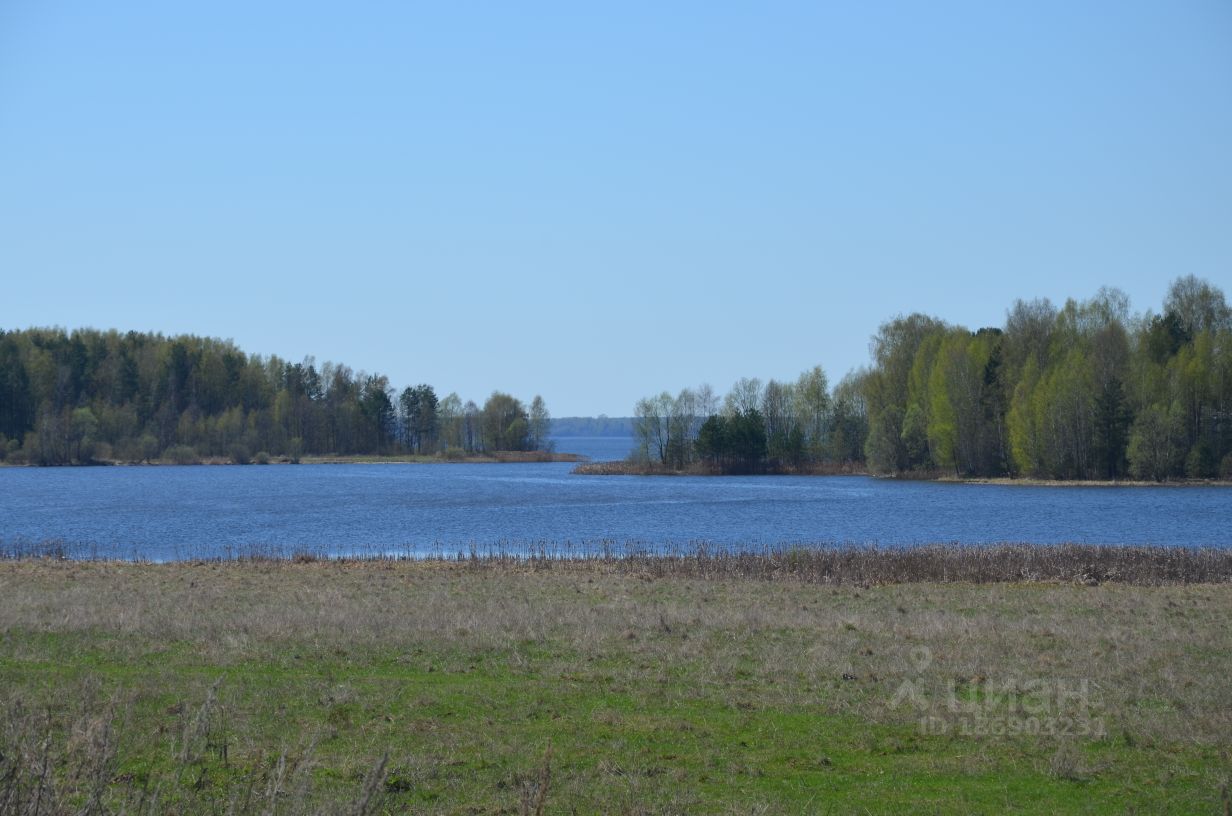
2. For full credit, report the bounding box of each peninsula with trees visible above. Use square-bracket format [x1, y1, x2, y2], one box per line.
[586, 276, 1232, 482]
[0, 330, 562, 466]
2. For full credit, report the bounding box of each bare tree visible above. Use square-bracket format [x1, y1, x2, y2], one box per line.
[723, 377, 762, 416]
[1165, 275, 1232, 335]
[633, 394, 671, 465]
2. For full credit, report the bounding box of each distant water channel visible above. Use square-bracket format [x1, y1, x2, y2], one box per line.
[1, 437, 1228, 561]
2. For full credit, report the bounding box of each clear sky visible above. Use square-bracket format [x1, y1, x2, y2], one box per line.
[1, 2, 1229, 416]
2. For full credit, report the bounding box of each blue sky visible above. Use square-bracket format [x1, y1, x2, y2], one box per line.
[1, 2, 1229, 415]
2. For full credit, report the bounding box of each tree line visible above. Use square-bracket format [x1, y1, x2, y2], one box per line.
[0, 328, 551, 465]
[631, 276, 1232, 480]
[631, 368, 867, 474]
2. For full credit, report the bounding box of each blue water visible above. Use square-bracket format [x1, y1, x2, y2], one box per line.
[0, 436, 1228, 560]
[554, 436, 636, 461]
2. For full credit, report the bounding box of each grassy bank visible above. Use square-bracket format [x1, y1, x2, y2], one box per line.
[2, 555, 1230, 814]
[938, 476, 1232, 488]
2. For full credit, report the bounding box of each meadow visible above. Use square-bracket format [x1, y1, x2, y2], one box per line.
[1, 547, 1230, 814]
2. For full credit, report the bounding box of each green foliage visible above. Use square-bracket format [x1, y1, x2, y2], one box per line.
[864, 314, 948, 472]
[399, 384, 439, 454]
[927, 356, 958, 473]
[727, 409, 768, 471]
[857, 279, 1232, 480]
[899, 402, 930, 468]
[1127, 404, 1183, 481]
[480, 392, 531, 452]
[0, 329, 544, 465]
[633, 371, 846, 473]
[1145, 312, 1190, 364]
[1008, 358, 1043, 476]
[139, 434, 160, 463]
[768, 423, 805, 466]
[69, 406, 98, 463]
[793, 366, 830, 459]
[436, 393, 465, 451]
[5, 278, 1229, 482]
[1092, 379, 1132, 479]
[829, 372, 869, 464]
[0, 331, 34, 440]
[1182, 440, 1218, 479]
[863, 398, 903, 473]
[695, 410, 767, 473]
[694, 414, 726, 466]
[1033, 348, 1097, 479]
[528, 395, 552, 452]
[359, 375, 395, 455]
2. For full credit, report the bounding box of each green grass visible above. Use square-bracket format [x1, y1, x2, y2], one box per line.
[1, 560, 1230, 813]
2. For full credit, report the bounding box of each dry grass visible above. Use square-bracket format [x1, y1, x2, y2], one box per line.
[2, 557, 1231, 812]
[2, 557, 1230, 742]
[7, 540, 1230, 586]
[493, 542, 1232, 585]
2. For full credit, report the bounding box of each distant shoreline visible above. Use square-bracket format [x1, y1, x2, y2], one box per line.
[0, 451, 586, 468]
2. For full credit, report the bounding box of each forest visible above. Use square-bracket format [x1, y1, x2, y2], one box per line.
[3, 277, 1229, 479]
[0, 329, 551, 465]
[630, 276, 1232, 480]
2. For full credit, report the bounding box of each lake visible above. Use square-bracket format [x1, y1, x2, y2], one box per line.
[0, 437, 1228, 560]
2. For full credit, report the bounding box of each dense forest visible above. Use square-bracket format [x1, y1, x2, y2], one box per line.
[5, 277, 1229, 479]
[631, 276, 1232, 481]
[0, 329, 551, 465]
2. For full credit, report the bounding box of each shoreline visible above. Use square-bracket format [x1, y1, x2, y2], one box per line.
[0, 450, 585, 468]
[937, 475, 1232, 487]
[572, 459, 1232, 486]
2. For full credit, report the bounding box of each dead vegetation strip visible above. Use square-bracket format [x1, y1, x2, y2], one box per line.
[2, 539, 1230, 585]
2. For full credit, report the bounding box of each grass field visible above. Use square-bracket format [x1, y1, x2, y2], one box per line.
[2, 554, 1230, 814]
